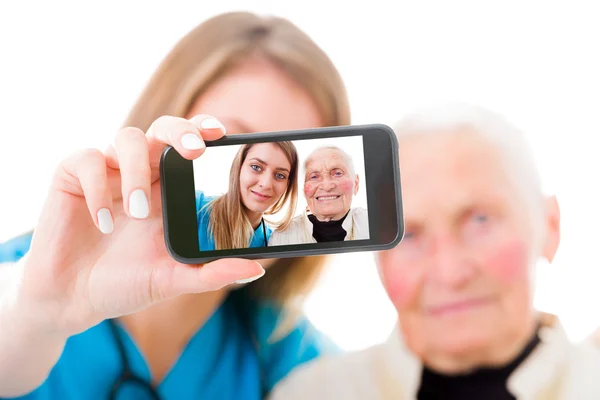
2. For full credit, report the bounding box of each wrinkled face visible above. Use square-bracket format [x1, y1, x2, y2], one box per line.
[239, 143, 291, 214]
[187, 56, 323, 269]
[304, 148, 359, 221]
[376, 129, 549, 371]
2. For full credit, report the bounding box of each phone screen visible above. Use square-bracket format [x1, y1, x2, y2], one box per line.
[192, 135, 369, 251]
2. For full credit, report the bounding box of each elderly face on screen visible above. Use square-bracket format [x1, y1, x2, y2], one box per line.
[267, 145, 368, 246]
[303, 146, 359, 222]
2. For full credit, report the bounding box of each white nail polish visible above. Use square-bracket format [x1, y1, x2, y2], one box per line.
[181, 133, 204, 150]
[129, 189, 149, 219]
[235, 270, 265, 284]
[97, 208, 114, 234]
[200, 118, 226, 132]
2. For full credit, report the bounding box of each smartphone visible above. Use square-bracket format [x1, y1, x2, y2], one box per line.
[160, 124, 403, 264]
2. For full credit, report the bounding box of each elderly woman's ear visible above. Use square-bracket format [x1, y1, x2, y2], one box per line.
[542, 195, 561, 263]
[353, 174, 360, 195]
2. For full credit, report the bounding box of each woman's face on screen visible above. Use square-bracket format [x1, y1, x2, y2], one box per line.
[186, 56, 324, 268]
[239, 143, 291, 214]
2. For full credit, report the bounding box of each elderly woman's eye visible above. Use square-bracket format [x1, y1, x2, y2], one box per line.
[472, 213, 489, 223]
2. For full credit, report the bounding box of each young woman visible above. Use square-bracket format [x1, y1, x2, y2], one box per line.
[0, 11, 350, 399]
[197, 141, 299, 251]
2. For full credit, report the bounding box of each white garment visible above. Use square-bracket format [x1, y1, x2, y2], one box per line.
[269, 316, 600, 400]
[268, 207, 369, 246]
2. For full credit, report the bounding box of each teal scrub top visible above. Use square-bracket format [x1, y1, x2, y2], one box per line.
[196, 190, 272, 251]
[0, 231, 337, 399]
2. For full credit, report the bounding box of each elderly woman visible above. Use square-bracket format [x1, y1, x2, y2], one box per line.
[269, 145, 369, 245]
[269, 104, 600, 399]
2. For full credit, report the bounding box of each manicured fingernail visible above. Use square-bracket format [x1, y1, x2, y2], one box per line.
[129, 189, 149, 219]
[181, 133, 205, 150]
[200, 118, 226, 133]
[235, 269, 265, 284]
[97, 208, 114, 234]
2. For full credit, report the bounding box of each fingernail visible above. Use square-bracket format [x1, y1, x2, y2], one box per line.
[129, 189, 149, 219]
[200, 118, 226, 133]
[97, 208, 114, 234]
[235, 269, 265, 284]
[181, 133, 205, 150]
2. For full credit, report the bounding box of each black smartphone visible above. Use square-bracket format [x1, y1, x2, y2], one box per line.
[160, 124, 403, 264]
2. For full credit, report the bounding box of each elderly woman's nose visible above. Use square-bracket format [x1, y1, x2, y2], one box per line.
[427, 237, 473, 287]
[319, 179, 336, 190]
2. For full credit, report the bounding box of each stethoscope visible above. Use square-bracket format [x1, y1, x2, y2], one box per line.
[107, 319, 161, 400]
[260, 217, 268, 247]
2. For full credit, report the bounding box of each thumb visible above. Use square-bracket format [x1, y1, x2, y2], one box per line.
[154, 259, 266, 299]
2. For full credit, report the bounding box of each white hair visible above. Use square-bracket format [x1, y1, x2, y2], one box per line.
[303, 145, 356, 178]
[394, 102, 546, 243]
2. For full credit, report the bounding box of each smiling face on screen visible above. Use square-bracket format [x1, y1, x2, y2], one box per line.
[239, 143, 292, 217]
[303, 148, 359, 221]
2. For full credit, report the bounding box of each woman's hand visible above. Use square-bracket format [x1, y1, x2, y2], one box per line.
[11, 114, 265, 338]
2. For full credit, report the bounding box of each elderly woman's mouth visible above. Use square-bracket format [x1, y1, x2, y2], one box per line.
[316, 195, 341, 201]
[425, 297, 494, 317]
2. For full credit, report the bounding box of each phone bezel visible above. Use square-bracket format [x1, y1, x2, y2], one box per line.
[160, 124, 403, 264]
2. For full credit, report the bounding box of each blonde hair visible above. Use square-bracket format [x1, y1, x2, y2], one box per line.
[124, 12, 350, 129]
[121, 12, 351, 336]
[207, 141, 299, 250]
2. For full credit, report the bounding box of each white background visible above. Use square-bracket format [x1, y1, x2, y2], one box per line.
[193, 136, 367, 223]
[1, 1, 600, 350]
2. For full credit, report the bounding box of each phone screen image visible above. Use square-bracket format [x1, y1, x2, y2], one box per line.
[192, 135, 369, 251]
